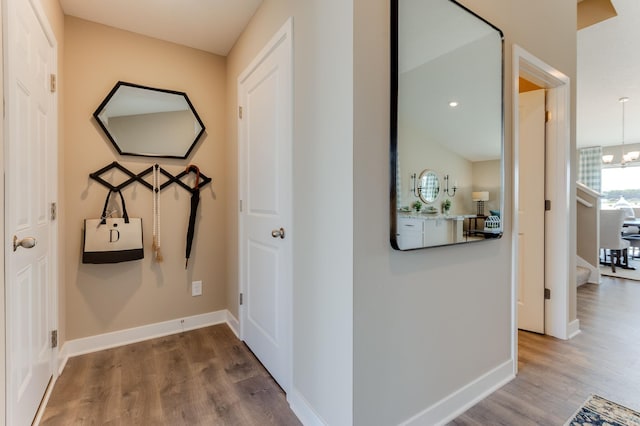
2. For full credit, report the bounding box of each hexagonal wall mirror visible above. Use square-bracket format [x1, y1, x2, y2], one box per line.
[93, 81, 206, 159]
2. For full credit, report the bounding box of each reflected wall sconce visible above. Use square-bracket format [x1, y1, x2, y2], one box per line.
[443, 174, 457, 197]
[472, 191, 489, 216]
[411, 173, 419, 197]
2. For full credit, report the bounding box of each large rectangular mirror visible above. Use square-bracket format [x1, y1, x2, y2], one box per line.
[390, 0, 504, 250]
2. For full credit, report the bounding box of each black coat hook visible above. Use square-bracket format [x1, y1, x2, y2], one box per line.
[89, 161, 211, 194]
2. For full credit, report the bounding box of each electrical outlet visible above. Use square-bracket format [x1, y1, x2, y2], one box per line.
[192, 280, 202, 296]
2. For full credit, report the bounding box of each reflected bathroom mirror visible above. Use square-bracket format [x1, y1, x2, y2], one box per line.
[391, 0, 504, 250]
[415, 169, 440, 204]
[94, 81, 206, 159]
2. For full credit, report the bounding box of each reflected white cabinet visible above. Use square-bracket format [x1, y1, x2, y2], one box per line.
[397, 215, 466, 248]
[397, 217, 423, 250]
[423, 219, 450, 246]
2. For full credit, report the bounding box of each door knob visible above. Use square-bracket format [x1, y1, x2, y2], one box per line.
[13, 236, 37, 252]
[271, 228, 285, 239]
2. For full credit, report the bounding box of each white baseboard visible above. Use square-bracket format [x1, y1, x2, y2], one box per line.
[58, 310, 233, 372]
[567, 319, 581, 339]
[57, 344, 69, 375]
[288, 388, 327, 426]
[400, 359, 514, 426]
[226, 311, 240, 337]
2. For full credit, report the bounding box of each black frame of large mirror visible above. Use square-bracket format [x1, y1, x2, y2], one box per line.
[93, 81, 206, 159]
[390, 0, 505, 250]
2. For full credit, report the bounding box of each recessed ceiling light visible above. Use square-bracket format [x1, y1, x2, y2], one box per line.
[449, 101, 458, 108]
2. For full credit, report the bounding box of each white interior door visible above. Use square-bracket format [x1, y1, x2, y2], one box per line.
[517, 89, 546, 333]
[5, 0, 57, 424]
[238, 19, 292, 393]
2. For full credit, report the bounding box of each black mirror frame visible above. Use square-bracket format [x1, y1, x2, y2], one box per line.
[93, 81, 206, 160]
[390, 0, 505, 250]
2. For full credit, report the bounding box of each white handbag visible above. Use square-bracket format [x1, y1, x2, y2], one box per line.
[82, 190, 144, 264]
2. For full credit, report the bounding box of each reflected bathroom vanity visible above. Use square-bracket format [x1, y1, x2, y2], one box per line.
[397, 214, 466, 249]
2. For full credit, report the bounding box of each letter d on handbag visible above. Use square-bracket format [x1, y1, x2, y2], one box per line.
[83, 190, 144, 264]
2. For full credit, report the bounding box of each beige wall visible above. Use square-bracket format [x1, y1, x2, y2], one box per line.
[353, 0, 576, 424]
[63, 17, 227, 340]
[398, 120, 474, 215]
[398, 117, 501, 215]
[227, 1, 354, 424]
[472, 159, 502, 214]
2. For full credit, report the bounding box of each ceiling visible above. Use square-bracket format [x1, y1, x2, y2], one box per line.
[578, 0, 640, 148]
[59, 0, 263, 56]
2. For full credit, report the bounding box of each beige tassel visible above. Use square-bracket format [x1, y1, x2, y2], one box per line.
[152, 165, 164, 263]
[152, 236, 164, 262]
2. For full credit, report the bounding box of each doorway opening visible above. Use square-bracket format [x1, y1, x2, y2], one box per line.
[512, 45, 573, 373]
[517, 84, 546, 334]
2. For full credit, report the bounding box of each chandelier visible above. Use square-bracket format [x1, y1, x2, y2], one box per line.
[602, 97, 639, 165]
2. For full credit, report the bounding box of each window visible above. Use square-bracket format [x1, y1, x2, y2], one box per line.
[601, 165, 640, 208]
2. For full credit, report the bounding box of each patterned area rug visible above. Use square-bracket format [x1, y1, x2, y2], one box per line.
[565, 395, 640, 426]
[600, 258, 640, 281]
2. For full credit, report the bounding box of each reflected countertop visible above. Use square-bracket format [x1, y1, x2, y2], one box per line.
[397, 211, 476, 221]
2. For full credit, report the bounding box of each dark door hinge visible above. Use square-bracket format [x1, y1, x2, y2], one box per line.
[51, 330, 58, 348]
[544, 288, 551, 300]
[545, 200, 551, 211]
[50, 74, 57, 93]
[239, 293, 244, 305]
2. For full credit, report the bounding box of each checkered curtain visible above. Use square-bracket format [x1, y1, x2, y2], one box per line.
[578, 146, 602, 193]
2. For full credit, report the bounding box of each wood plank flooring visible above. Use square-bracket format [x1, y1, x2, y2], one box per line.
[42, 277, 640, 425]
[450, 276, 640, 425]
[41, 324, 301, 426]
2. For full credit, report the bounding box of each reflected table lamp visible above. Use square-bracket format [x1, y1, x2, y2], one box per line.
[472, 191, 489, 216]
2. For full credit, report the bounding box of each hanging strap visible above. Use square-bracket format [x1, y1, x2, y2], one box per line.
[100, 189, 130, 224]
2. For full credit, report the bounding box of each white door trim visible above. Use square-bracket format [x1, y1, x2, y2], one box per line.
[237, 17, 293, 394]
[512, 45, 573, 371]
[4, 0, 59, 422]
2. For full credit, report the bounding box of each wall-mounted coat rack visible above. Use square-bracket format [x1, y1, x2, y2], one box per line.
[89, 161, 212, 194]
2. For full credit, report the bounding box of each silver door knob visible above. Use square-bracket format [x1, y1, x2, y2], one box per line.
[13, 235, 37, 252]
[271, 228, 285, 239]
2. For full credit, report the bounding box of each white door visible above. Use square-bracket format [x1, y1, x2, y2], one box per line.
[517, 89, 545, 333]
[238, 19, 292, 393]
[5, 0, 58, 424]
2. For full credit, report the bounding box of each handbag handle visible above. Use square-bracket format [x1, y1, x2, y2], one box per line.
[100, 189, 130, 224]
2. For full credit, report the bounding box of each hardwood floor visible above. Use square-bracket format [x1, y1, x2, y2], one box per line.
[41, 324, 301, 426]
[450, 276, 640, 425]
[42, 277, 640, 425]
